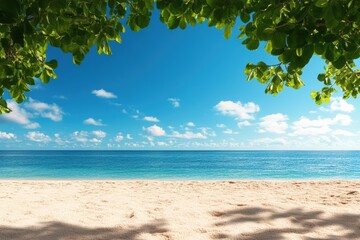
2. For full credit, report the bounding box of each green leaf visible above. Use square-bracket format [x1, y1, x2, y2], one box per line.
[40, 70, 50, 84]
[324, 44, 334, 61]
[240, 11, 250, 23]
[145, 0, 154, 10]
[224, 24, 232, 39]
[73, 52, 85, 65]
[315, 0, 329, 8]
[0, 0, 20, 24]
[315, 94, 322, 104]
[244, 63, 254, 75]
[206, 0, 217, 7]
[271, 32, 286, 49]
[317, 73, 325, 81]
[324, 77, 331, 85]
[179, 17, 186, 30]
[314, 42, 325, 55]
[246, 39, 259, 50]
[311, 90, 317, 99]
[332, 56, 346, 69]
[168, 16, 180, 29]
[265, 41, 272, 53]
[296, 48, 302, 57]
[10, 26, 24, 47]
[136, 15, 150, 29]
[287, 29, 307, 48]
[45, 60, 58, 70]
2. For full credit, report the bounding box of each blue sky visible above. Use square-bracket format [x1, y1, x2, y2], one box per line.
[0, 16, 359, 150]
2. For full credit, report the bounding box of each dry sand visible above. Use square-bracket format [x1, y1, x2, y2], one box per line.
[0, 180, 359, 240]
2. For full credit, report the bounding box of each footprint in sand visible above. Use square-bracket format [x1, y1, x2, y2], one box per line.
[347, 191, 358, 195]
[195, 228, 207, 233]
[209, 211, 225, 217]
[127, 211, 135, 218]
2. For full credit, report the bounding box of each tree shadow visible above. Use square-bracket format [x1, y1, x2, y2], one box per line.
[0, 219, 169, 240]
[212, 206, 360, 240]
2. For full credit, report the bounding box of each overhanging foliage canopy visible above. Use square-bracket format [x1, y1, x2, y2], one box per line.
[1, 0, 360, 113]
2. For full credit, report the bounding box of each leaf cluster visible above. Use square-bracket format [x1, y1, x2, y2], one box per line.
[1, 0, 360, 113]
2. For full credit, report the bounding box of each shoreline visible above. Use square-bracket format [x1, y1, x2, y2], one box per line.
[0, 178, 359, 181]
[1, 180, 359, 239]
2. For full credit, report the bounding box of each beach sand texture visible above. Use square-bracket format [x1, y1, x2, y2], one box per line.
[0, 181, 359, 240]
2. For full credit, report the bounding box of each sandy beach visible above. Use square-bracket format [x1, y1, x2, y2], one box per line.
[0, 180, 359, 240]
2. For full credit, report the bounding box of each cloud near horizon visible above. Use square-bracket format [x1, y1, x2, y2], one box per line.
[259, 113, 289, 134]
[26, 131, 51, 143]
[0, 131, 16, 140]
[291, 114, 352, 136]
[214, 100, 260, 120]
[146, 125, 166, 136]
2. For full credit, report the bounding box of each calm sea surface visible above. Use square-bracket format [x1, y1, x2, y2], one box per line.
[0, 150, 359, 179]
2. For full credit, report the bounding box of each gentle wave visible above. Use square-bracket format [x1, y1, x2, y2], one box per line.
[0, 150, 359, 179]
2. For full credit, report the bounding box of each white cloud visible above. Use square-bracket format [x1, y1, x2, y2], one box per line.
[157, 141, 168, 146]
[223, 129, 239, 135]
[92, 130, 106, 138]
[214, 100, 260, 120]
[72, 131, 89, 143]
[319, 106, 330, 112]
[25, 98, 63, 121]
[291, 114, 352, 136]
[24, 122, 40, 129]
[143, 116, 160, 122]
[251, 137, 287, 146]
[1, 101, 31, 125]
[146, 125, 166, 136]
[84, 118, 104, 126]
[26, 131, 51, 143]
[332, 114, 352, 126]
[332, 129, 355, 137]
[216, 123, 226, 128]
[53, 133, 69, 145]
[171, 131, 206, 139]
[238, 121, 251, 127]
[92, 89, 117, 99]
[259, 113, 288, 134]
[126, 134, 132, 140]
[72, 131, 105, 143]
[187, 122, 195, 127]
[145, 135, 154, 142]
[0, 131, 16, 140]
[199, 127, 216, 137]
[330, 98, 354, 113]
[168, 98, 180, 108]
[115, 133, 124, 142]
[0, 101, 39, 129]
[89, 138, 101, 143]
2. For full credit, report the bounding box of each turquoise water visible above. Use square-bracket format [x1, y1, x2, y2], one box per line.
[0, 150, 359, 179]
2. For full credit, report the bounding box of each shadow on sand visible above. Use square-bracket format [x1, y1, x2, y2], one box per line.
[0, 219, 169, 240]
[211, 206, 360, 240]
[1, 207, 359, 240]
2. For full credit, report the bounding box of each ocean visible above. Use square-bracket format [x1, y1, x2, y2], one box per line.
[0, 150, 359, 179]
